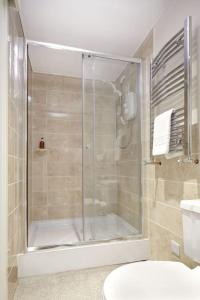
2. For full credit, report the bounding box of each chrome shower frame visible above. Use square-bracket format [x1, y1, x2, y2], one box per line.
[25, 39, 143, 252]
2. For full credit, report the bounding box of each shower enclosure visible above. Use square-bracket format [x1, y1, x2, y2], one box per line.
[27, 42, 142, 249]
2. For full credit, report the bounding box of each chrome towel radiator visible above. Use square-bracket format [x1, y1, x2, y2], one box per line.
[148, 16, 198, 165]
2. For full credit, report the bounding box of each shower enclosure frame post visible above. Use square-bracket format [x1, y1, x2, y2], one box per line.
[183, 16, 192, 160]
[81, 53, 86, 241]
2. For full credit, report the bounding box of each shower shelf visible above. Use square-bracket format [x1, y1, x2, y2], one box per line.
[144, 160, 161, 166]
[35, 148, 48, 153]
[149, 16, 198, 165]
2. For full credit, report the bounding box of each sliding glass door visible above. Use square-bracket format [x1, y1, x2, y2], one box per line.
[82, 54, 142, 242]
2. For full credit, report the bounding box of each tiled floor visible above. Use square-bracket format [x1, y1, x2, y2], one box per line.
[29, 214, 137, 247]
[14, 265, 118, 300]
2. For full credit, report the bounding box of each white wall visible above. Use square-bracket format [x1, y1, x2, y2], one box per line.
[153, 0, 200, 127]
[154, 0, 200, 55]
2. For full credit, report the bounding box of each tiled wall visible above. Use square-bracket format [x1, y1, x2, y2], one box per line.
[29, 60, 143, 231]
[30, 72, 83, 220]
[138, 0, 200, 267]
[115, 65, 142, 231]
[8, 2, 27, 299]
[149, 0, 200, 268]
[83, 62, 143, 228]
[83, 79, 118, 217]
[30, 73, 118, 220]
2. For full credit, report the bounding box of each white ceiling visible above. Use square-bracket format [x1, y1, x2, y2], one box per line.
[18, 0, 170, 79]
[28, 44, 129, 81]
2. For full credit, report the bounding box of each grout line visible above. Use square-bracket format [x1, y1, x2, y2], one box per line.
[151, 199, 181, 211]
[154, 177, 200, 185]
[149, 219, 183, 240]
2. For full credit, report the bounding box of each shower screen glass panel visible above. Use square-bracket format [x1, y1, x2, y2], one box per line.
[27, 43, 142, 249]
[82, 54, 142, 242]
[27, 44, 83, 248]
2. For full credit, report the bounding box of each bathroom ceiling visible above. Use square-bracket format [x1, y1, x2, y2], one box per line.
[18, 0, 170, 79]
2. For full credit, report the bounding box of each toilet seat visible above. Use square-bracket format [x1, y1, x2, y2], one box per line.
[103, 261, 200, 300]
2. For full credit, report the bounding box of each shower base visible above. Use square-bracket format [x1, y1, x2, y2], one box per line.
[29, 214, 138, 247]
[19, 214, 149, 277]
[18, 237, 149, 277]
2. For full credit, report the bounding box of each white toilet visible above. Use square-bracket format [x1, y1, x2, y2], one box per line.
[103, 200, 200, 300]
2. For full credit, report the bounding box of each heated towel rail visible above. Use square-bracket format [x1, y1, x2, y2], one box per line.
[147, 16, 198, 165]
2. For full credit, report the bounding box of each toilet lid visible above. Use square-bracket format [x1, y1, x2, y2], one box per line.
[103, 261, 200, 300]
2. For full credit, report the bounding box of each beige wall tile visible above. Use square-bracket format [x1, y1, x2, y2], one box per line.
[30, 71, 83, 221]
[32, 117, 46, 132]
[48, 148, 82, 163]
[48, 176, 82, 191]
[150, 221, 197, 268]
[32, 89, 46, 104]
[46, 118, 81, 134]
[45, 133, 82, 149]
[150, 201, 182, 237]
[32, 160, 46, 176]
[32, 73, 48, 90]
[48, 190, 81, 206]
[7, 4, 27, 296]
[32, 192, 47, 207]
[32, 176, 47, 192]
[118, 161, 140, 177]
[46, 91, 81, 113]
[47, 162, 82, 176]
[32, 207, 48, 220]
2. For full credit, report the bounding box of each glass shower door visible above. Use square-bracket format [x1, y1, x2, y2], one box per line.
[82, 54, 142, 242]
